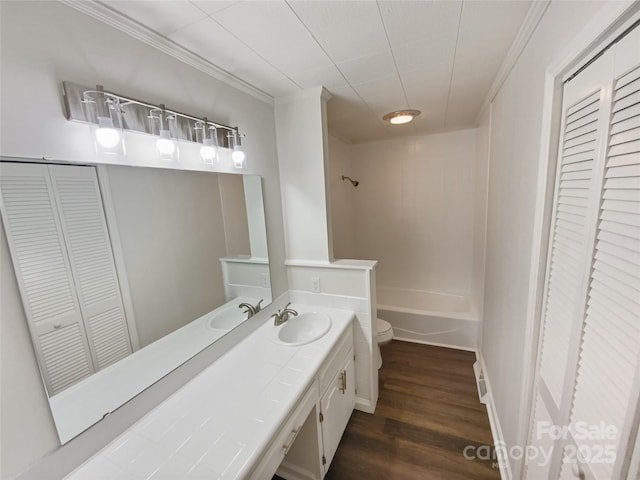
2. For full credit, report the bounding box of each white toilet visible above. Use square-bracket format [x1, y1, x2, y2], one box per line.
[375, 318, 394, 369]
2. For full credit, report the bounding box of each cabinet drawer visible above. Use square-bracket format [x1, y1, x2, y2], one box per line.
[249, 381, 319, 480]
[318, 326, 353, 393]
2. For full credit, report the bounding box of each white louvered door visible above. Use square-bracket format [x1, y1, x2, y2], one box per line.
[0, 163, 95, 395]
[528, 25, 640, 480]
[0, 162, 132, 395]
[49, 165, 132, 371]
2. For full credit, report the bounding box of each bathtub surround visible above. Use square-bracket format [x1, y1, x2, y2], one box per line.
[0, 2, 286, 477]
[328, 135, 356, 260]
[329, 129, 483, 351]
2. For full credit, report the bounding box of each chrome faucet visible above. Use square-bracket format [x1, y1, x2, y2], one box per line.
[239, 299, 263, 318]
[271, 302, 298, 326]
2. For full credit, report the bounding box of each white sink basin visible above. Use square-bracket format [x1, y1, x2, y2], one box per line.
[276, 312, 332, 346]
[207, 307, 246, 331]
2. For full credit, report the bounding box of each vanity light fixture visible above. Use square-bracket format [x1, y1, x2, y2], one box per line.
[228, 130, 247, 169]
[382, 109, 421, 125]
[81, 85, 125, 155]
[195, 117, 218, 164]
[62, 81, 247, 165]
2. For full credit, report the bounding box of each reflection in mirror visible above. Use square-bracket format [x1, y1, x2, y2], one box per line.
[0, 160, 271, 443]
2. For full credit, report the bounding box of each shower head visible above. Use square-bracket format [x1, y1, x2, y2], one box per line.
[342, 175, 359, 187]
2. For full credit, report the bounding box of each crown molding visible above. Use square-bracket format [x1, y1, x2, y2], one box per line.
[60, 0, 274, 106]
[475, 0, 551, 126]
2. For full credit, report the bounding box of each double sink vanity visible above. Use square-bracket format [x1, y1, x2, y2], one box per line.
[65, 304, 357, 479]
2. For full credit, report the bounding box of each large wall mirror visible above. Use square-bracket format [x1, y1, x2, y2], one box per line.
[0, 159, 271, 443]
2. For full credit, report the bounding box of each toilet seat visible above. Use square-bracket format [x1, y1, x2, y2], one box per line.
[376, 318, 393, 344]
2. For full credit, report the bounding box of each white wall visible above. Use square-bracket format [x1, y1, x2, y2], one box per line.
[328, 135, 356, 260]
[275, 88, 333, 262]
[346, 129, 478, 297]
[106, 166, 228, 348]
[0, 1, 286, 477]
[479, 1, 614, 478]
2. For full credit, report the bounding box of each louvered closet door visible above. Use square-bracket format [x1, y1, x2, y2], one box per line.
[0, 162, 94, 395]
[527, 25, 640, 480]
[526, 48, 615, 480]
[48, 165, 132, 371]
[560, 28, 640, 480]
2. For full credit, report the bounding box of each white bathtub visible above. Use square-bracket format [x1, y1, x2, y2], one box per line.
[377, 287, 478, 351]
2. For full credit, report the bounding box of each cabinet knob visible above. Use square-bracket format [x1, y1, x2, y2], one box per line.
[53, 322, 62, 329]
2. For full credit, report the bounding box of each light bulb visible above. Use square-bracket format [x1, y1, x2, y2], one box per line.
[389, 114, 413, 125]
[200, 139, 217, 163]
[232, 148, 246, 168]
[95, 116, 120, 148]
[157, 130, 176, 155]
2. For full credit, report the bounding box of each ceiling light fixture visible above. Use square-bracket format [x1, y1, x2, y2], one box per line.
[382, 109, 421, 125]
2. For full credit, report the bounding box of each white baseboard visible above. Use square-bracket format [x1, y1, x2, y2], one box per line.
[355, 397, 376, 414]
[477, 352, 512, 480]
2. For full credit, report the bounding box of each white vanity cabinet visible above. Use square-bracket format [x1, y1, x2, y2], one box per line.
[273, 327, 356, 480]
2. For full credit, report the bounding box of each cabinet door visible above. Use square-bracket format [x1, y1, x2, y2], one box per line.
[320, 351, 355, 472]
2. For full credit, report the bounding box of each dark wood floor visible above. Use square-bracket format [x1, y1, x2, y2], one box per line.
[324, 341, 500, 480]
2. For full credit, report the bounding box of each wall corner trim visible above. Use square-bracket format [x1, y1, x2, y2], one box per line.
[59, 0, 274, 106]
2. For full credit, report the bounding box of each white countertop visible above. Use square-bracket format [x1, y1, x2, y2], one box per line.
[50, 297, 260, 444]
[65, 305, 354, 480]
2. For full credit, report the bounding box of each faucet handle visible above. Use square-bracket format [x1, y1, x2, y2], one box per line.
[254, 299, 263, 312]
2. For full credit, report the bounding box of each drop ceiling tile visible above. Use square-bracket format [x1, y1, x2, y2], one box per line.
[327, 89, 369, 121]
[393, 33, 458, 73]
[338, 50, 397, 85]
[288, 64, 347, 90]
[211, 1, 332, 74]
[169, 18, 258, 72]
[235, 62, 300, 99]
[456, 0, 531, 60]
[189, 0, 240, 15]
[378, 0, 462, 46]
[401, 63, 453, 89]
[169, 18, 298, 97]
[444, 103, 481, 127]
[328, 116, 389, 144]
[361, 92, 408, 117]
[107, 0, 208, 36]
[288, 0, 389, 63]
[412, 111, 447, 132]
[351, 75, 403, 99]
